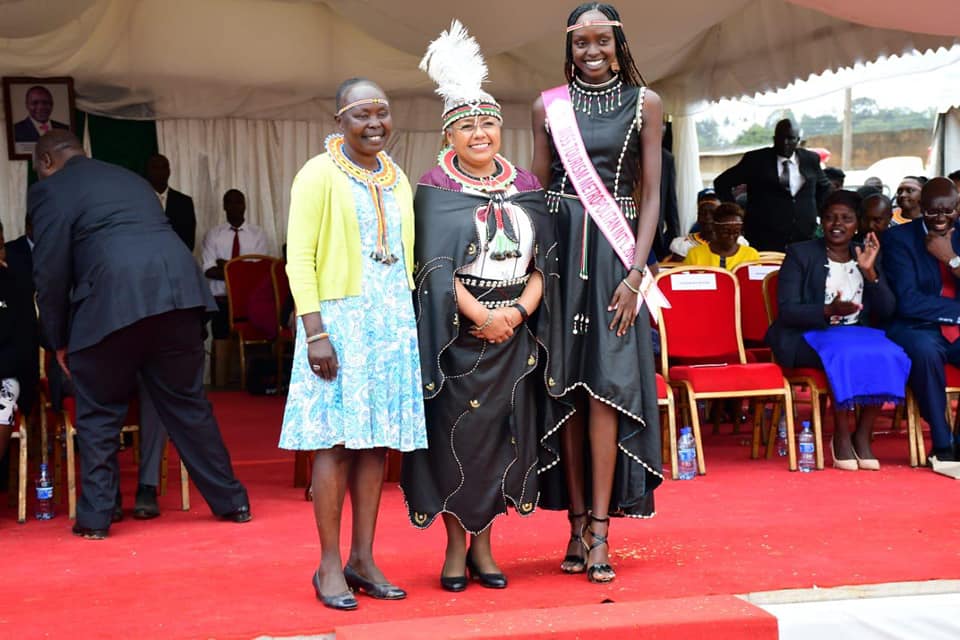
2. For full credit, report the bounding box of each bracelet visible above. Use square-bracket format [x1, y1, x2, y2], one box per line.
[473, 311, 494, 331]
[630, 264, 647, 277]
[305, 332, 329, 344]
[511, 303, 529, 322]
[621, 278, 641, 295]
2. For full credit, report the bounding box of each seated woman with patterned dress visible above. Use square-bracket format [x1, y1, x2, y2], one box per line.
[766, 190, 910, 471]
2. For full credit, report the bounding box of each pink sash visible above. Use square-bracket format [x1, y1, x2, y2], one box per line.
[542, 84, 669, 318]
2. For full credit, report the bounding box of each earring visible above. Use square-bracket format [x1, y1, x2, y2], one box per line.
[570, 63, 576, 78]
[611, 60, 621, 74]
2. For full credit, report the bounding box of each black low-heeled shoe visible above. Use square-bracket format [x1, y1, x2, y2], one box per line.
[343, 565, 406, 600]
[465, 550, 507, 589]
[439, 574, 468, 592]
[312, 570, 358, 611]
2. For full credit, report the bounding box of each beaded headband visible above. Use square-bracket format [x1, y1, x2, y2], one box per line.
[566, 19, 622, 33]
[442, 101, 503, 130]
[335, 98, 389, 117]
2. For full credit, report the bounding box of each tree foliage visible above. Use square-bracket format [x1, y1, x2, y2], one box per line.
[697, 99, 936, 150]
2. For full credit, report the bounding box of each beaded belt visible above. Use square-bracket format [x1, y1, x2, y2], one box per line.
[456, 274, 530, 289]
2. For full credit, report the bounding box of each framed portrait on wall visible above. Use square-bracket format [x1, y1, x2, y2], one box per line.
[3, 76, 78, 160]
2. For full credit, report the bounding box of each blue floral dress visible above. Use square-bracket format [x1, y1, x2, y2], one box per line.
[279, 169, 427, 452]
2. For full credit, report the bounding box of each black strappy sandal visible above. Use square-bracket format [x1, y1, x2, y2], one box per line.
[584, 514, 616, 584]
[561, 511, 587, 574]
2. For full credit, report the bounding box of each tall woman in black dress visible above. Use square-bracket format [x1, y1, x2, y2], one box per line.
[531, 3, 663, 584]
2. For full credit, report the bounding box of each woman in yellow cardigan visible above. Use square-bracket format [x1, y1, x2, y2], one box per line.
[279, 79, 427, 611]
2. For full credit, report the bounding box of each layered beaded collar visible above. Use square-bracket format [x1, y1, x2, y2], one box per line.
[326, 133, 400, 264]
[438, 146, 516, 193]
[325, 133, 399, 190]
[570, 74, 623, 116]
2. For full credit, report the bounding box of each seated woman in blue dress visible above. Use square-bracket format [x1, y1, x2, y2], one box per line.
[766, 190, 910, 471]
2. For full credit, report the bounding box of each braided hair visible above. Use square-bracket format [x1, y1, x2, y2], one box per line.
[564, 3, 645, 87]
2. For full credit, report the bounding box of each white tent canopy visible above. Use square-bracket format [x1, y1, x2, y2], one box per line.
[1, 0, 957, 245]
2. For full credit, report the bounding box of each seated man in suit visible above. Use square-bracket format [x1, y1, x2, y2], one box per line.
[145, 154, 197, 251]
[13, 86, 70, 143]
[0, 221, 39, 465]
[883, 177, 960, 463]
[201, 189, 269, 387]
[714, 119, 833, 251]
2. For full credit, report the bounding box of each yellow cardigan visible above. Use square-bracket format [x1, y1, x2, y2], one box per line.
[285, 152, 415, 315]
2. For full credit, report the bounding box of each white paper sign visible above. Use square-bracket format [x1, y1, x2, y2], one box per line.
[670, 273, 717, 291]
[748, 265, 780, 281]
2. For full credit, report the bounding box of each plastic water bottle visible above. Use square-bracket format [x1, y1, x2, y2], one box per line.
[677, 427, 697, 480]
[776, 414, 788, 457]
[797, 421, 815, 473]
[35, 463, 54, 520]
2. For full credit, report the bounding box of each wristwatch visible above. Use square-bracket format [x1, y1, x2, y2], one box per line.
[949, 255, 960, 270]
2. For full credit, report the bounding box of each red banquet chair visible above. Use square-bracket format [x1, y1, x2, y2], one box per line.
[732, 259, 781, 362]
[762, 270, 826, 469]
[270, 259, 293, 385]
[6, 407, 29, 523]
[224, 255, 277, 387]
[906, 365, 960, 468]
[61, 396, 189, 519]
[656, 373, 680, 480]
[656, 266, 797, 473]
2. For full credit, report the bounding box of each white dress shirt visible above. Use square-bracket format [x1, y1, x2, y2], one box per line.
[201, 221, 269, 296]
[777, 153, 804, 197]
[156, 187, 168, 210]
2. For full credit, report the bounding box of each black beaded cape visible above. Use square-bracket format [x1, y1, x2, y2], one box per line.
[401, 166, 570, 534]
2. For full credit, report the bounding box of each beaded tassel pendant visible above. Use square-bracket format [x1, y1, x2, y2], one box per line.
[477, 195, 521, 261]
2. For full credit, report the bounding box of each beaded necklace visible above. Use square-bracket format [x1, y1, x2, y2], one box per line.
[438, 146, 516, 193]
[326, 133, 400, 264]
[570, 74, 623, 116]
[438, 147, 521, 261]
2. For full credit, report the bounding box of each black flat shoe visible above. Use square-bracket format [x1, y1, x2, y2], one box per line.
[466, 550, 507, 589]
[133, 484, 160, 520]
[219, 504, 252, 523]
[343, 565, 406, 600]
[439, 574, 467, 592]
[72, 524, 109, 540]
[312, 570, 357, 611]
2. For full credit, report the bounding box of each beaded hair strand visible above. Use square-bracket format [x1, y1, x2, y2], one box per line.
[564, 3, 645, 87]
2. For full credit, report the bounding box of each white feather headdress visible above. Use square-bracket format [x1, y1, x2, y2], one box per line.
[420, 20, 501, 129]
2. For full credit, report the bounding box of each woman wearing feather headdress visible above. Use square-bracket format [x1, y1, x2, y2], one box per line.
[401, 20, 568, 592]
[531, 2, 664, 585]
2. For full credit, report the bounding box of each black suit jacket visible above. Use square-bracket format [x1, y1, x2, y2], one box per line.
[882, 219, 960, 331]
[165, 188, 197, 251]
[3, 235, 33, 295]
[13, 118, 70, 143]
[29, 156, 215, 354]
[652, 149, 681, 260]
[714, 147, 832, 252]
[765, 239, 896, 367]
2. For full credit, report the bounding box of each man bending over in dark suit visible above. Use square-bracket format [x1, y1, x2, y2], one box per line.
[883, 177, 960, 463]
[29, 131, 251, 539]
[714, 119, 833, 252]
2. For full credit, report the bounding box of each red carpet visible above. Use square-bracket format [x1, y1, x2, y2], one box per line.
[2, 392, 959, 639]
